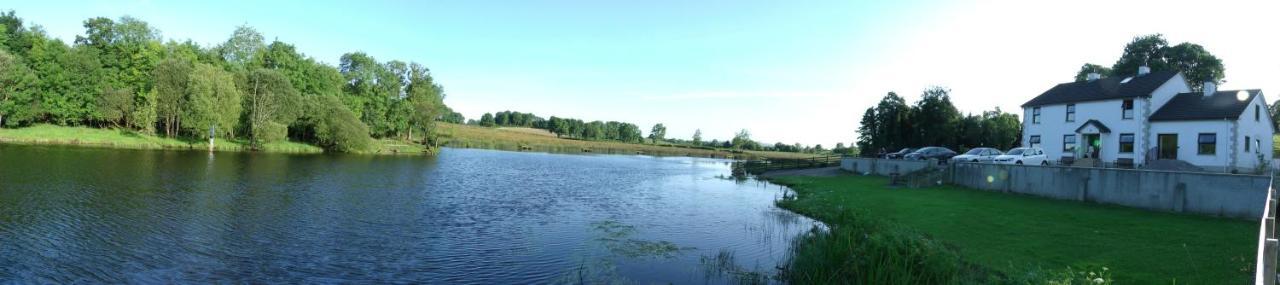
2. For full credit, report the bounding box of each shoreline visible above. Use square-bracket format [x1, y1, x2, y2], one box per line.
[0, 124, 431, 155]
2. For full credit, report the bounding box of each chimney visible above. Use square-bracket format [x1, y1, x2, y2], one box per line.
[1138, 66, 1151, 76]
[1202, 82, 1217, 96]
[1086, 73, 1101, 81]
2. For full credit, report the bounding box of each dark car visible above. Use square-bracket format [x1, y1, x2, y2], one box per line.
[883, 148, 915, 159]
[905, 147, 957, 161]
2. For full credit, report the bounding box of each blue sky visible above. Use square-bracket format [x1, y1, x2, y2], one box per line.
[7, 0, 1278, 147]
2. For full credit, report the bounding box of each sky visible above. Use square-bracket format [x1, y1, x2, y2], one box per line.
[6, 0, 1278, 147]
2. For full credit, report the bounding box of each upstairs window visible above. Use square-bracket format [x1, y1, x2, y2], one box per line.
[1119, 133, 1135, 153]
[1122, 99, 1134, 119]
[1032, 107, 1041, 124]
[1063, 134, 1076, 152]
[1197, 133, 1216, 155]
[1256, 105, 1262, 122]
[1029, 135, 1041, 148]
[1066, 104, 1076, 122]
[1246, 136, 1252, 152]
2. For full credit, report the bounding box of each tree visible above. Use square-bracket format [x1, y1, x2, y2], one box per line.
[241, 68, 301, 146]
[153, 56, 194, 137]
[648, 123, 666, 143]
[0, 49, 36, 127]
[912, 87, 960, 147]
[479, 112, 495, 127]
[219, 25, 264, 67]
[1097, 34, 1225, 90]
[1073, 63, 1112, 82]
[855, 107, 876, 156]
[184, 63, 241, 139]
[692, 129, 702, 145]
[732, 129, 752, 149]
[404, 63, 445, 143]
[96, 86, 132, 127]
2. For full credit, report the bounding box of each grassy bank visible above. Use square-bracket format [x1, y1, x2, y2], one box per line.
[769, 174, 1254, 284]
[437, 123, 814, 160]
[0, 124, 325, 154]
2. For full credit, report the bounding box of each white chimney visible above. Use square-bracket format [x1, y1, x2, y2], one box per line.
[1203, 82, 1217, 96]
[1138, 66, 1151, 75]
[1086, 73, 1101, 81]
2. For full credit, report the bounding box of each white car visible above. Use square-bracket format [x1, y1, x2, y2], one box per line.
[950, 147, 1003, 163]
[993, 147, 1049, 165]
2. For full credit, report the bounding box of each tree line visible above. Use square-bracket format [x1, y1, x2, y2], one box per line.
[856, 87, 1022, 156]
[0, 11, 454, 152]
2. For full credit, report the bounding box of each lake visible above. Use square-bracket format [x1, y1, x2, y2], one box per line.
[0, 145, 817, 284]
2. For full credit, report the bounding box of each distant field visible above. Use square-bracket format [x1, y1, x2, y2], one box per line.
[437, 123, 815, 160]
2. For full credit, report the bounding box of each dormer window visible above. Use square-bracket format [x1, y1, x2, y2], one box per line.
[1122, 100, 1134, 119]
[1065, 104, 1075, 122]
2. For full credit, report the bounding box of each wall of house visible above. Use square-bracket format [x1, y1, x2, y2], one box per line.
[1149, 73, 1192, 111]
[1023, 98, 1147, 163]
[1148, 120, 1234, 170]
[949, 162, 1268, 220]
[1234, 92, 1275, 172]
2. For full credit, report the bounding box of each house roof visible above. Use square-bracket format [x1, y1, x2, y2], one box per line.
[1074, 119, 1111, 134]
[1149, 89, 1262, 121]
[1022, 71, 1180, 107]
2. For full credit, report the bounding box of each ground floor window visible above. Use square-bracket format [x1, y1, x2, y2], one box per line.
[1029, 135, 1041, 148]
[1119, 133, 1134, 153]
[1198, 133, 1216, 155]
[1246, 136, 1252, 152]
[1063, 134, 1076, 152]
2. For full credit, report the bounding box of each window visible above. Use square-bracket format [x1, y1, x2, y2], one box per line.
[1063, 134, 1076, 152]
[1246, 136, 1252, 152]
[1032, 107, 1041, 124]
[1256, 105, 1262, 122]
[1029, 135, 1041, 148]
[1066, 104, 1075, 122]
[1197, 133, 1216, 155]
[1119, 133, 1135, 153]
[1121, 99, 1134, 119]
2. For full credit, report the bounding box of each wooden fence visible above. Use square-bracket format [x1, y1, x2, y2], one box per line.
[1257, 174, 1277, 284]
[739, 154, 843, 175]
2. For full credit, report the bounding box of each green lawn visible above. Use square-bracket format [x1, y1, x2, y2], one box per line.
[770, 174, 1256, 284]
[0, 124, 323, 153]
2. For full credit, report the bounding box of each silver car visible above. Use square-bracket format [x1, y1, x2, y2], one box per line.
[950, 147, 1003, 163]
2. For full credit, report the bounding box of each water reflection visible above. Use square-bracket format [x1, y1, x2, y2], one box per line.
[0, 145, 818, 284]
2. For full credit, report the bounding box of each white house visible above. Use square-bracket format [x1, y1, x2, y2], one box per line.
[1021, 67, 1274, 173]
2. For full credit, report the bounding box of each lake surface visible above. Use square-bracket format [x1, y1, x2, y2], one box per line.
[0, 145, 817, 284]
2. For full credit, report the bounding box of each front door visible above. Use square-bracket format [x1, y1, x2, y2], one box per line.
[1083, 134, 1101, 158]
[1158, 134, 1178, 160]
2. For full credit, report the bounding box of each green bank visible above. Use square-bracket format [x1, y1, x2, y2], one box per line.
[769, 174, 1254, 284]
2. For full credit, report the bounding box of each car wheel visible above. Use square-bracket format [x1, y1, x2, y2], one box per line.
[1015, 161, 1023, 165]
[971, 159, 979, 163]
[1041, 161, 1049, 166]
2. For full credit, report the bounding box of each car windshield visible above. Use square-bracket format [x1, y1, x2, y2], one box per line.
[898, 148, 911, 153]
[964, 149, 986, 155]
[1006, 148, 1026, 155]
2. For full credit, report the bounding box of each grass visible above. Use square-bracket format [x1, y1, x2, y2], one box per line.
[0, 124, 325, 154]
[769, 174, 1255, 284]
[437, 123, 815, 160]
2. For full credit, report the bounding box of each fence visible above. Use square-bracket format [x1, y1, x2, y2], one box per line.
[739, 154, 843, 174]
[1257, 174, 1277, 284]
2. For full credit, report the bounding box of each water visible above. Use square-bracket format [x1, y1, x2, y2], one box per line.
[0, 145, 818, 284]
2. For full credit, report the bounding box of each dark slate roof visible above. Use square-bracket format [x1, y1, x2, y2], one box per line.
[1022, 71, 1180, 107]
[1074, 119, 1111, 133]
[1149, 89, 1262, 121]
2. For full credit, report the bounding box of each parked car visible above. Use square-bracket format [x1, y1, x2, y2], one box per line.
[950, 147, 1003, 163]
[883, 148, 915, 159]
[904, 147, 957, 161]
[993, 147, 1049, 165]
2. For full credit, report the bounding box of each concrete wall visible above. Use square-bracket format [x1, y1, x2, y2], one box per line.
[841, 158, 934, 176]
[950, 162, 1269, 220]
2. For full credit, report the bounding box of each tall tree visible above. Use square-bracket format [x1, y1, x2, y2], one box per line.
[692, 129, 702, 145]
[1097, 34, 1225, 90]
[912, 87, 960, 147]
[855, 107, 876, 156]
[152, 56, 194, 137]
[219, 25, 264, 67]
[184, 63, 241, 139]
[648, 123, 666, 143]
[241, 68, 302, 146]
[0, 49, 37, 127]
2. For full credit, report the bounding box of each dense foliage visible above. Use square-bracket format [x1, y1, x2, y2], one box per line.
[0, 11, 451, 152]
[855, 87, 1021, 156]
[1074, 34, 1225, 90]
